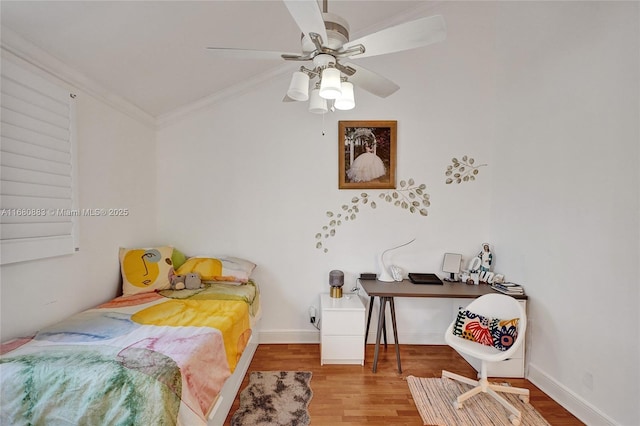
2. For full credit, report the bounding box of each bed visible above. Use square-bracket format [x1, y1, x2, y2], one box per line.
[0, 247, 260, 426]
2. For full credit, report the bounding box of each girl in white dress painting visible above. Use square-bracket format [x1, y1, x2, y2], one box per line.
[347, 128, 386, 183]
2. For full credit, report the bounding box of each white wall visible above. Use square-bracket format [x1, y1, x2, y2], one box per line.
[156, 3, 499, 344]
[1, 1, 636, 425]
[156, 2, 639, 425]
[0, 52, 158, 341]
[490, 3, 639, 425]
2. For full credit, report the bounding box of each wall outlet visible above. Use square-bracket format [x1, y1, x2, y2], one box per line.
[309, 306, 317, 324]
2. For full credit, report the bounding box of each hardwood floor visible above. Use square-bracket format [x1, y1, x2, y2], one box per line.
[224, 344, 584, 425]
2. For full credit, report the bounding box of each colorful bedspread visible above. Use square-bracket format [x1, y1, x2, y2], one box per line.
[0, 281, 260, 426]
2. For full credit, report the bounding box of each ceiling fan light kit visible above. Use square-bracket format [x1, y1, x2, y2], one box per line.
[319, 67, 342, 99]
[334, 81, 354, 111]
[207, 0, 447, 114]
[287, 71, 310, 101]
[308, 87, 328, 114]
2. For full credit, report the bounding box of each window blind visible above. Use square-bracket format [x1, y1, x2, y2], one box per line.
[1, 58, 77, 265]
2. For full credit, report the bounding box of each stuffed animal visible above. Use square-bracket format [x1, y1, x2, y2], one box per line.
[185, 272, 203, 290]
[171, 274, 186, 290]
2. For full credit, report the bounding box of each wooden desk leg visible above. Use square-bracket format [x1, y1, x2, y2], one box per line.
[364, 296, 375, 345]
[389, 297, 402, 373]
[382, 312, 388, 348]
[372, 297, 388, 373]
[366, 297, 388, 348]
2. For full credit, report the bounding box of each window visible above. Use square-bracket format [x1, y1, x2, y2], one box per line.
[1, 57, 78, 264]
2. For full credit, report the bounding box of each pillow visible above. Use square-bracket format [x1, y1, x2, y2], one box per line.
[119, 246, 175, 295]
[171, 247, 188, 270]
[452, 309, 519, 351]
[176, 256, 256, 283]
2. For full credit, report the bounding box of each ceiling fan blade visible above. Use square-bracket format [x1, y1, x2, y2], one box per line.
[343, 15, 446, 59]
[343, 62, 400, 98]
[335, 62, 356, 77]
[206, 47, 300, 60]
[282, 0, 328, 44]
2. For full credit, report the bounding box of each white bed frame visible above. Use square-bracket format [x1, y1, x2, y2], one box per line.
[207, 332, 259, 425]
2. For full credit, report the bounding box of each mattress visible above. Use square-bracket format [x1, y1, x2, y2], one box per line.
[0, 280, 261, 426]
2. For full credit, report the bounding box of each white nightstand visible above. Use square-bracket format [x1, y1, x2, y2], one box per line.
[320, 293, 365, 365]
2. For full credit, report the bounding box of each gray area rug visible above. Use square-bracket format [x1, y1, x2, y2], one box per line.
[231, 371, 313, 426]
[407, 376, 551, 426]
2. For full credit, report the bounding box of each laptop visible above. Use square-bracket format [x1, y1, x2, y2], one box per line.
[408, 273, 443, 285]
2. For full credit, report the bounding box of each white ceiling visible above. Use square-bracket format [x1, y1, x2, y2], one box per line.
[1, 1, 434, 119]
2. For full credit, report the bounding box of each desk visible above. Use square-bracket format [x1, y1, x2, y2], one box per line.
[359, 279, 527, 373]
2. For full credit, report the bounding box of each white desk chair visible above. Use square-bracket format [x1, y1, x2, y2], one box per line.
[442, 293, 530, 425]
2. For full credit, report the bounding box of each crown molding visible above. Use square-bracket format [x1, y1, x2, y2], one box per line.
[1, 3, 444, 130]
[155, 63, 293, 129]
[156, 1, 444, 129]
[1, 27, 155, 128]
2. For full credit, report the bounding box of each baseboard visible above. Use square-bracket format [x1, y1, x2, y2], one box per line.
[256, 330, 444, 345]
[366, 331, 445, 345]
[527, 363, 617, 426]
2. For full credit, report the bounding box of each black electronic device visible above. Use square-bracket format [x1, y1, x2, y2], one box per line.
[360, 273, 377, 280]
[408, 273, 443, 285]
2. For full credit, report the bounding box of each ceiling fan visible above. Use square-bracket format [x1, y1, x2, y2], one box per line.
[207, 0, 446, 113]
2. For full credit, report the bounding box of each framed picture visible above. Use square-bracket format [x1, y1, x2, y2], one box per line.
[339, 120, 397, 189]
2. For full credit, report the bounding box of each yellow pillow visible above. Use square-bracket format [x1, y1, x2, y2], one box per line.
[119, 246, 175, 295]
[176, 256, 255, 283]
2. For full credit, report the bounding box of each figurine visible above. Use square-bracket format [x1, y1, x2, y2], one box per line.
[478, 243, 493, 272]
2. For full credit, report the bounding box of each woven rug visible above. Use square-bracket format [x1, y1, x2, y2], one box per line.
[407, 376, 551, 426]
[231, 371, 313, 426]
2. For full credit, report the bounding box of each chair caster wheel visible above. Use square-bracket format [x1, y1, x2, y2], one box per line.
[509, 414, 521, 425]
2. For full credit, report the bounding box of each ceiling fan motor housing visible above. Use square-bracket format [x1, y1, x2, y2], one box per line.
[301, 12, 349, 52]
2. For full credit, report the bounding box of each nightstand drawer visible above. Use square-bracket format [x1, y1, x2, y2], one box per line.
[322, 311, 364, 335]
[321, 335, 364, 365]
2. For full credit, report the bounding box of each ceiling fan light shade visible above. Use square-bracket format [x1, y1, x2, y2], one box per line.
[309, 88, 328, 114]
[287, 71, 309, 101]
[319, 67, 342, 99]
[334, 81, 355, 110]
